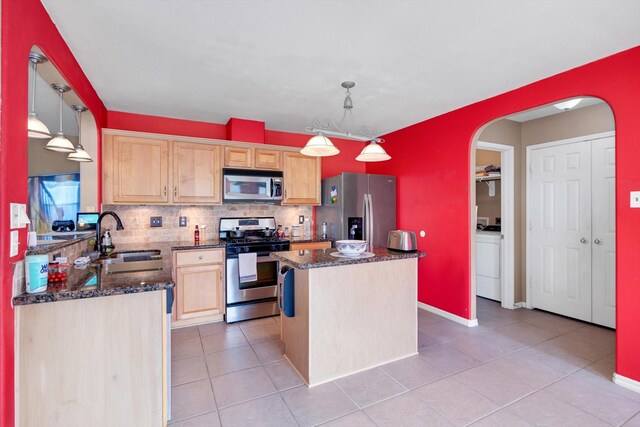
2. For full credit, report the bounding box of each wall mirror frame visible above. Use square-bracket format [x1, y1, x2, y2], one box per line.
[27, 45, 99, 234]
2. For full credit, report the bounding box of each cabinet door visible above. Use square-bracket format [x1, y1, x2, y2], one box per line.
[176, 264, 224, 320]
[111, 136, 169, 203]
[224, 146, 253, 168]
[282, 152, 321, 205]
[254, 148, 281, 170]
[173, 142, 222, 204]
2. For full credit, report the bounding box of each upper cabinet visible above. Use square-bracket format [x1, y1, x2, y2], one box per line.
[174, 142, 221, 204]
[223, 146, 282, 170]
[104, 134, 221, 205]
[103, 130, 320, 206]
[106, 135, 170, 203]
[224, 146, 252, 168]
[282, 152, 321, 205]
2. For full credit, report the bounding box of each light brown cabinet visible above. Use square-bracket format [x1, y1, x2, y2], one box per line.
[173, 248, 225, 325]
[290, 241, 332, 251]
[254, 148, 281, 170]
[107, 135, 170, 203]
[224, 146, 253, 168]
[104, 130, 321, 206]
[282, 152, 321, 205]
[173, 141, 221, 204]
[103, 134, 222, 205]
[224, 146, 282, 170]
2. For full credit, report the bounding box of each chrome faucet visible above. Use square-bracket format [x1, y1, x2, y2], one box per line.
[95, 211, 125, 255]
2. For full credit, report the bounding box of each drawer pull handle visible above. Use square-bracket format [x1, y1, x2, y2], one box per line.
[199, 256, 203, 260]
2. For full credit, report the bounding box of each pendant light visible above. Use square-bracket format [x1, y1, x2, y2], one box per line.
[300, 134, 340, 157]
[67, 105, 93, 162]
[27, 52, 51, 138]
[356, 140, 391, 162]
[46, 84, 75, 152]
[303, 81, 390, 162]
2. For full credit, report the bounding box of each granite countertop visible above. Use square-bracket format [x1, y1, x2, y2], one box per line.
[270, 247, 426, 270]
[27, 232, 94, 255]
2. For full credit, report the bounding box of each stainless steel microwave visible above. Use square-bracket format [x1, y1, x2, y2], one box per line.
[223, 168, 283, 203]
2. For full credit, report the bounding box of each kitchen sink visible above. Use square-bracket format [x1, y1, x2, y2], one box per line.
[105, 259, 164, 274]
[100, 250, 162, 264]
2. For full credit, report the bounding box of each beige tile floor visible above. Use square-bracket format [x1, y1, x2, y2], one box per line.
[169, 298, 640, 426]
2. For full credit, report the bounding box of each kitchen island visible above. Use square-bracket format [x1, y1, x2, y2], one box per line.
[270, 247, 425, 387]
[13, 245, 175, 427]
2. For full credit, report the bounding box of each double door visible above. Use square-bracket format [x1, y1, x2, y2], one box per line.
[528, 135, 615, 328]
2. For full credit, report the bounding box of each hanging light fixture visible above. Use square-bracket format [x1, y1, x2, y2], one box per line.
[27, 52, 51, 138]
[303, 81, 391, 162]
[554, 98, 582, 111]
[67, 105, 93, 162]
[46, 84, 75, 152]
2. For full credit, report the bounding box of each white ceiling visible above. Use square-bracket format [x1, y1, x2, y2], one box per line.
[40, 0, 640, 137]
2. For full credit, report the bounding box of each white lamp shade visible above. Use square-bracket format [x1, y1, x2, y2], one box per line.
[301, 134, 340, 157]
[67, 145, 93, 162]
[554, 98, 582, 111]
[356, 141, 391, 162]
[27, 113, 51, 138]
[45, 133, 75, 152]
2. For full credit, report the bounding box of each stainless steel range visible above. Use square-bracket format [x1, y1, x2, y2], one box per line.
[220, 217, 289, 323]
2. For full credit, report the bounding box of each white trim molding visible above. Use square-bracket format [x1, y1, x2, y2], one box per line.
[613, 373, 640, 394]
[418, 302, 479, 327]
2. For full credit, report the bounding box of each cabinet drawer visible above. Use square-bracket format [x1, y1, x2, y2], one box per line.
[175, 249, 223, 266]
[290, 241, 332, 251]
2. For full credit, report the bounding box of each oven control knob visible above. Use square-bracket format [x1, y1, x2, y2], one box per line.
[242, 246, 250, 253]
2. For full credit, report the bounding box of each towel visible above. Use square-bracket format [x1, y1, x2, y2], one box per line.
[238, 252, 257, 283]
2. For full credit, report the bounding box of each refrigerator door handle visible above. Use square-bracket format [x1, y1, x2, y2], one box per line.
[362, 194, 368, 244]
[368, 193, 374, 250]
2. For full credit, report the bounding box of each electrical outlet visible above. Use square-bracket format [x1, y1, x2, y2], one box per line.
[150, 216, 163, 227]
[179, 216, 187, 227]
[631, 191, 640, 208]
[299, 215, 305, 224]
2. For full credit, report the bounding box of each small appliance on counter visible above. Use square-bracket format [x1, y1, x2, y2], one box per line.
[51, 220, 75, 232]
[76, 212, 99, 231]
[387, 230, 417, 252]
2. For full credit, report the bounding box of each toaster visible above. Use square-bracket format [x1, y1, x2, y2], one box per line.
[387, 230, 417, 252]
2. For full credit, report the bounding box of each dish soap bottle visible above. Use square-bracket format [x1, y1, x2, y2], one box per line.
[194, 225, 200, 244]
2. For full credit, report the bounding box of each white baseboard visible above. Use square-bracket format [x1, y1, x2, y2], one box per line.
[613, 373, 640, 394]
[418, 302, 479, 327]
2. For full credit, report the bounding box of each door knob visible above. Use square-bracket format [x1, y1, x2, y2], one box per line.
[580, 238, 588, 244]
[594, 238, 602, 245]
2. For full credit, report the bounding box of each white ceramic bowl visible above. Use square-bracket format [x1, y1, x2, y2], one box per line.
[335, 240, 367, 256]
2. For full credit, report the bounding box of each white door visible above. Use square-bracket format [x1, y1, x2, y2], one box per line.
[529, 141, 592, 322]
[591, 136, 616, 328]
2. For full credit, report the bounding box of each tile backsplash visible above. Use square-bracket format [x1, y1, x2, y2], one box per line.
[101, 204, 313, 244]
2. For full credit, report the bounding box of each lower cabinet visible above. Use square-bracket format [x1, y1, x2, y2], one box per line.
[173, 248, 225, 326]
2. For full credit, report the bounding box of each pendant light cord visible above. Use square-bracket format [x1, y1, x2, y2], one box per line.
[30, 60, 37, 114]
[58, 89, 64, 133]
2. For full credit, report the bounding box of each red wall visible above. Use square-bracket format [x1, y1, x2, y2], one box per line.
[367, 46, 640, 383]
[0, 0, 108, 424]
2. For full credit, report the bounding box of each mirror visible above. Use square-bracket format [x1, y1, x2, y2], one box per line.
[27, 46, 98, 234]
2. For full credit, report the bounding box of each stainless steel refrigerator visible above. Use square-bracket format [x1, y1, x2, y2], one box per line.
[316, 173, 396, 248]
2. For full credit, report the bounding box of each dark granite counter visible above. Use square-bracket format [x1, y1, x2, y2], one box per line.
[270, 247, 426, 270]
[13, 240, 230, 306]
[27, 232, 94, 255]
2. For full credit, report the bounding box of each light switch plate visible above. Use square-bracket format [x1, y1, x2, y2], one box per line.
[10, 230, 19, 257]
[631, 191, 640, 208]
